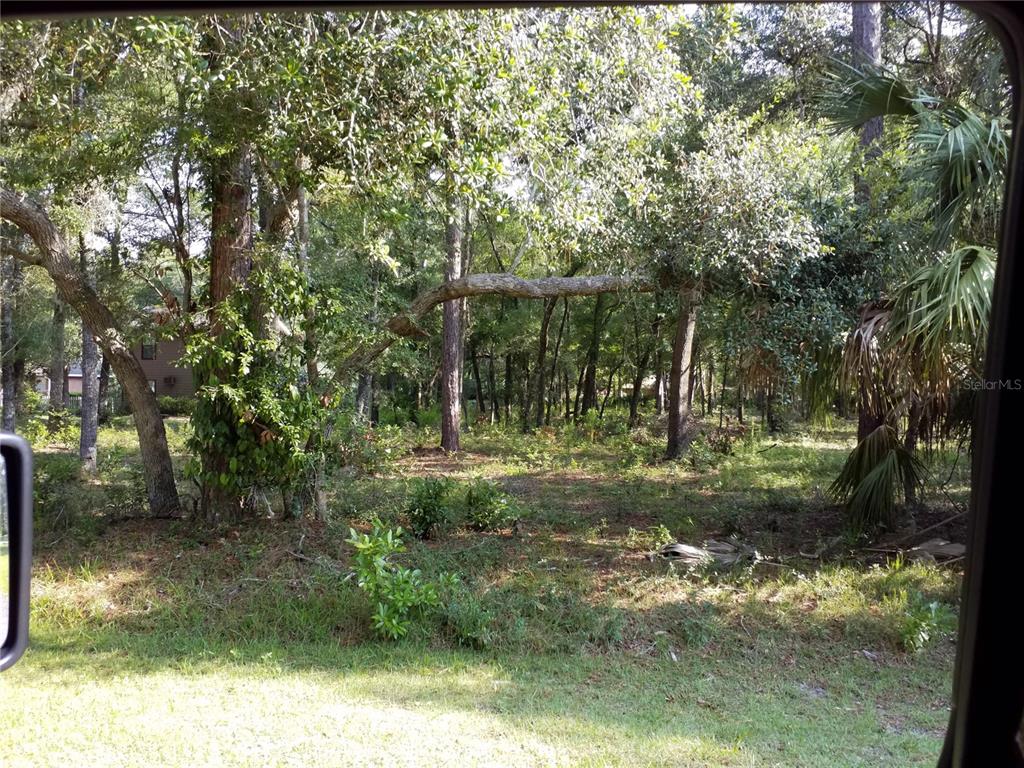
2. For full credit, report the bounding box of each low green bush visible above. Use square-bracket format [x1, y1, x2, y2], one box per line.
[346, 520, 453, 640]
[462, 479, 516, 531]
[157, 395, 194, 416]
[406, 477, 455, 539]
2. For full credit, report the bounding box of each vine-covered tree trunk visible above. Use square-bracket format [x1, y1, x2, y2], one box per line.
[1, 188, 180, 516]
[666, 286, 700, 459]
[200, 144, 254, 520]
[78, 236, 98, 473]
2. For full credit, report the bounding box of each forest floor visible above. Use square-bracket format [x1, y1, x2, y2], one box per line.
[0, 415, 970, 767]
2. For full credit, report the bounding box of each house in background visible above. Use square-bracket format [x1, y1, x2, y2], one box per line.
[136, 336, 194, 397]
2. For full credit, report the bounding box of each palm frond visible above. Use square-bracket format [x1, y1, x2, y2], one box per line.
[886, 246, 995, 389]
[829, 423, 924, 531]
[911, 109, 1008, 246]
[819, 61, 924, 133]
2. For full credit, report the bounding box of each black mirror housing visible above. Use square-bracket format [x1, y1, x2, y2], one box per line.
[1, 432, 33, 671]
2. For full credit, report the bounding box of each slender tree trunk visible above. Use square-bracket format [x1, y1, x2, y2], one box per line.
[1, 254, 23, 431]
[440, 197, 464, 452]
[470, 338, 484, 422]
[47, 295, 66, 430]
[563, 369, 571, 422]
[581, 294, 606, 416]
[546, 297, 569, 425]
[903, 396, 924, 506]
[487, 351, 499, 423]
[1, 188, 179, 516]
[599, 359, 621, 418]
[666, 285, 700, 459]
[503, 353, 513, 423]
[533, 297, 558, 427]
[78, 235, 98, 473]
[518, 352, 531, 431]
[97, 355, 111, 423]
[654, 355, 665, 416]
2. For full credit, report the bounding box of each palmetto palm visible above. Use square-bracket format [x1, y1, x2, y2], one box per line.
[818, 64, 1005, 529]
[822, 62, 1008, 247]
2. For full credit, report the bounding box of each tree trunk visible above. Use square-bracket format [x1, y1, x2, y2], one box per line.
[470, 338, 484, 422]
[97, 355, 111, 423]
[78, 235, 98, 473]
[581, 294, 607, 417]
[852, 2, 883, 167]
[47, 295, 66, 430]
[1, 254, 23, 431]
[1, 188, 179, 516]
[487, 352, 499, 423]
[503, 353, 513, 423]
[355, 374, 373, 421]
[546, 297, 569, 425]
[440, 198, 464, 452]
[532, 297, 558, 427]
[200, 144, 254, 520]
[666, 285, 700, 459]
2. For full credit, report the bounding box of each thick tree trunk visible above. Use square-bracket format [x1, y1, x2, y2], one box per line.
[440, 200, 464, 452]
[355, 374, 373, 422]
[79, 236, 98, 473]
[666, 286, 700, 459]
[852, 2, 883, 162]
[1, 188, 179, 516]
[200, 145, 254, 520]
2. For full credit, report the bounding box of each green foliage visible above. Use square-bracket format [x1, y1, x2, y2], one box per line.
[335, 416, 405, 476]
[346, 520, 451, 640]
[829, 424, 924, 531]
[882, 588, 957, 653]
[405, 477, 456, 539]
[156, 396, 193, 417]
[462, 478, 516, 531]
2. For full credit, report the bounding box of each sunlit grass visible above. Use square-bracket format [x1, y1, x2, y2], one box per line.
[0, 417, 962, 766]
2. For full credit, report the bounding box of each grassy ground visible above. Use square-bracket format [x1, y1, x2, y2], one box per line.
[0, 415, 967, 767]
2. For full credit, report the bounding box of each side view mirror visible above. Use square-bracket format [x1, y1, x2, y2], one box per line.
[1, 432, 32, 671]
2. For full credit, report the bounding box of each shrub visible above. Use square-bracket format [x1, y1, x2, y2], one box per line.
[439, 582, 494, 649]
[884, 589, 957, 653]
[406, 477, 455, 539]
[335, 414, 405, 476]
[157, 395, 193, 416]
[463, 479, 516, 531]
[346, 521, 452, 640]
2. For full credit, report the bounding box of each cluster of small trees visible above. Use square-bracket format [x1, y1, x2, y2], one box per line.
[0, 4, 1008, 529]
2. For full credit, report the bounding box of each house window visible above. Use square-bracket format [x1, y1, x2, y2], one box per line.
[141, 339, 157, 360]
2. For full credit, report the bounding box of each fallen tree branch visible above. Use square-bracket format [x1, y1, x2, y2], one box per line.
[335, 271, 658, 377]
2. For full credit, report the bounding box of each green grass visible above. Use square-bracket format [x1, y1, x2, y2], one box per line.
[0, 416, 964, 766]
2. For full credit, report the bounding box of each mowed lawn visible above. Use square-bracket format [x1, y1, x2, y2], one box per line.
[0, 419, 964, 767]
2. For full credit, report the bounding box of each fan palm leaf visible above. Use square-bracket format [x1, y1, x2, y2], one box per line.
[829, 423, 924, 531]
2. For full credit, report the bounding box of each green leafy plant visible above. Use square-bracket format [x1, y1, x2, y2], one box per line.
[883, 589, 957, 653]
[406, 477, 456, 539]
[463, 479, 516, 531]
[346, 521, 450, 640]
